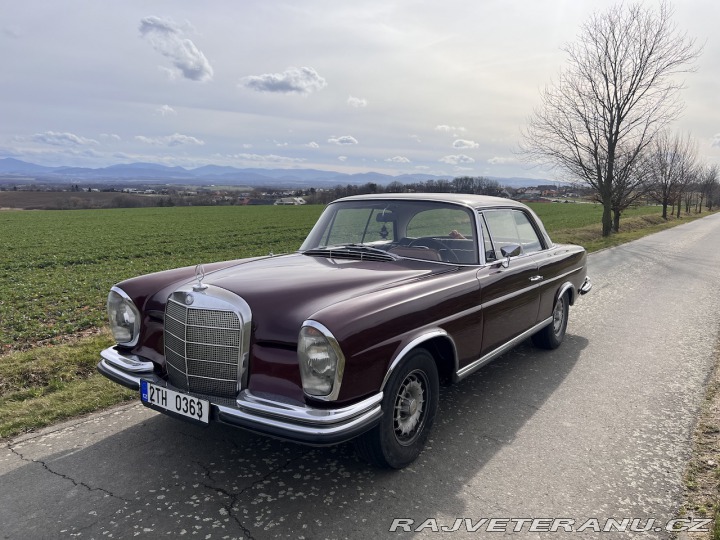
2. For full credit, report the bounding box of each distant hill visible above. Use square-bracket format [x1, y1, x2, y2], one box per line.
[0, 158, 559, 189]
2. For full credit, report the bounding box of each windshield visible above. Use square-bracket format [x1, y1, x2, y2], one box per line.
[300, 199, 479, 264]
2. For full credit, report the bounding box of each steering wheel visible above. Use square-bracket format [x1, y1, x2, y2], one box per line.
[408, 237, 459, 263]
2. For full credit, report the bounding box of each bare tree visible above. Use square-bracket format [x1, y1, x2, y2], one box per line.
[674, 141, 698, 218]
[451, 176, 504, 196]
[646, 131, 697, 219]
[610, 146, 653, 231]
[520, 1, 700, 236]
[698, 164, 719, 212]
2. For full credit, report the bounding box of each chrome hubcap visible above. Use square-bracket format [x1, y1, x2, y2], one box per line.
[394, 371, 427, 445]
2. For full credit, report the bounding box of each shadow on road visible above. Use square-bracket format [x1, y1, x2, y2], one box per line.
[3, 334, 587, 539]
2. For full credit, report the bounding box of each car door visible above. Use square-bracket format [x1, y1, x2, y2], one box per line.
[476, 209, 542, 355]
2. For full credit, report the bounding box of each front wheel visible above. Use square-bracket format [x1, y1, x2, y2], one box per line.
[354, 349, 439, 469]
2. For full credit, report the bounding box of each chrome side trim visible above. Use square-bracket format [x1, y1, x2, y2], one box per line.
[101, 346, 154, 373]
[380, 330, 458, 391]
[455, 316, 553, 381]
[299, 320, 346, 402]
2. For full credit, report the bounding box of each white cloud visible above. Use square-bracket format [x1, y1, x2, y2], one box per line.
[305, 141, 320, 148]
[453, 139, 479, 149]
[135, 133, 204, 146]
[435, 125, 466, 133]
[328, 135, 358, 145]
[415, 165, 430, 170]
[712, 134, 720, 147]
[30, 131, 98, 146]
[156, 105, 177, 116]
[347, 95, 368, 108]
[240, 67, 327, 95]
[139, 16, 213, 82]
[410, 135, 422, 143]
[439, 154, 475, 165]
[385, 156, 410, 163]
[488, 156, 518, 165]
[100, 133, 121, 142]
[338, 156, 348, 162]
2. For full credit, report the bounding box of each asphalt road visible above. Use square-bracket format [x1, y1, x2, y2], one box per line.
[2, 213, 720, 540]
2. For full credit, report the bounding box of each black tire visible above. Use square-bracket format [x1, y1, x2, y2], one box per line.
[354, 349, 439, 469]
[532, 291, 569, 350]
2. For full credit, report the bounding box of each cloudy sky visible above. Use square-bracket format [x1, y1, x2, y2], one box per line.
[2, 0, 719, 180]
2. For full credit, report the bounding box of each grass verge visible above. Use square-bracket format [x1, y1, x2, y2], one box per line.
[679, 341, 720, 539]
[550, 211, 717, 252]
[0, 332, 134, 438]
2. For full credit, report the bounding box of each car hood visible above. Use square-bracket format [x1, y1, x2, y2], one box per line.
[197, 252, 454, 345]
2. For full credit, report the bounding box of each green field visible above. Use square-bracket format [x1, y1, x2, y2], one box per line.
[0, 201, 689, 351]
[0, 205, 322, 350]
[0, 201, 714, 438]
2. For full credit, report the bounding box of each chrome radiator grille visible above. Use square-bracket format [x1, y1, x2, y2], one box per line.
[164, 298, 242, 398]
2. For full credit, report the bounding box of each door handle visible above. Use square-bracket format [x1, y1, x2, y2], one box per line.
[529, 275, 544, 282]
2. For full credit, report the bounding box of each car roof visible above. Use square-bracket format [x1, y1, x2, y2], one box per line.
[334, 192, 530, 211]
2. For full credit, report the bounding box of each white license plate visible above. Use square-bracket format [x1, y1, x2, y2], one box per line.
[140, 380, 209, 423]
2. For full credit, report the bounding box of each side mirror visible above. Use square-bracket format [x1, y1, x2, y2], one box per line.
[499, 244, 522, 268]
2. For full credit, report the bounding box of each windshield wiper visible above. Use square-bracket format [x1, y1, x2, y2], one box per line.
[303, 244, 399, 261]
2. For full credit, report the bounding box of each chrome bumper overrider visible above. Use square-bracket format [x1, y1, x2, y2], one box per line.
[579, 276, 592, 295]
[97, 347, 382, 445]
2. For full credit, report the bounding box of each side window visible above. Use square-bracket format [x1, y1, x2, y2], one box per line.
[406, 208, 473, 238]
[482, 209, 543, 258]
[514, 211, 543, 254]
[480, 215, 497, 262]
[405, 207, 478, 264]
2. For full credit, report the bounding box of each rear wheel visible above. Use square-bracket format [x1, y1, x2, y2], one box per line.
[354, 349, 439, 469]
[532, 291, 569, 349]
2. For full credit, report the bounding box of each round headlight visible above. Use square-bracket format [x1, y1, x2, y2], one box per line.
[107, 288, 140, 346]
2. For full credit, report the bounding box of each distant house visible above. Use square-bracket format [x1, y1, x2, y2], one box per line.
[274, 197, 306, 206]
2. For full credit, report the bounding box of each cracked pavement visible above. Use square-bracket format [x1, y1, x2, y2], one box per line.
[2, 213, 720, 539]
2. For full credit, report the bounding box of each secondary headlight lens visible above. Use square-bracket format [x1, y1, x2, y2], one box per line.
[107, 288, 140, 346]
[298, 324, 344, 397]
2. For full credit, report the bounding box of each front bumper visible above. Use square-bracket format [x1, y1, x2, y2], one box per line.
[97, 347, 382, 446]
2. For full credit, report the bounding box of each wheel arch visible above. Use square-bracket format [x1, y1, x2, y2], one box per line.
[380, 330, 458, 391]
[556, 281, 577, 306]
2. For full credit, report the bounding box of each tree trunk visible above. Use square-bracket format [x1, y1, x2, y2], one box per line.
[661, 202, 668, 220]
[612, 209, 621, 233]
[602, 201, 613, 236]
